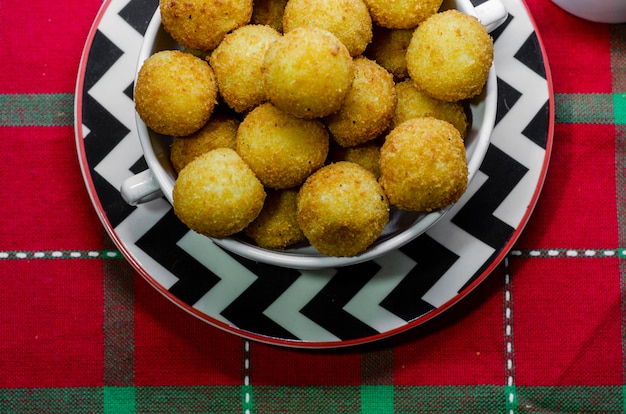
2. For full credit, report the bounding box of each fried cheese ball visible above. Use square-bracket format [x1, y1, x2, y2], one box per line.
[170, 112, 239, 173]
[251, 0, 288, 32]
[323, 57, 396, 147]
[379, 117, 468, 212]
[297, 162, 389, 257]
[282, 0, 372, 57]
[327, 140, 381, 179]
[210, 25, 281, 113]
[263, 27, 354, 119]
[135, 50, 218, 136]
[362, 0, 443, 29]
[173, 148, 266, 238]
[160, 0, 253, 51]
[364, 26, 412, 80]
[236, 103, 329, 189]
[406, 10, 494, 102]
[392, 79, 469, 138]
[244, 188, 306, 249]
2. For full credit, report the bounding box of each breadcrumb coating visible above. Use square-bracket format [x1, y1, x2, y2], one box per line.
[379, 117, 468, 212]
[406, 10, 494, 102]
[210, 25, 281, 113]
[170, 112, 239, 173]
[236, 103, 329, 189]
[173, 148, 266, 238]
[362, 0, 443, 29]
[262, 27, 354, 119]
[324, 56, 396, 147]
[245, 188, 306, 249]
[392, 79, 469, 138]
[135, 50, 217, 136]
[297, 161, 389, 257]
[283, 0, 372, 56]
[364, 26, 413, 80]
[327, 140, 382, 179]
[160, 0, 252, 51]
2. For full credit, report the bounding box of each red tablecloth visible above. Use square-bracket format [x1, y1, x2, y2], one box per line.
[2, 0, 625, 412]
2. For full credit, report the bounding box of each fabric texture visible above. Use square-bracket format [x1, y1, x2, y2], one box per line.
[1, 0, 625, 412]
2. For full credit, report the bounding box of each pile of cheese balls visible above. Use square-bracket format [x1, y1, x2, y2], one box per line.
[134, 0, 494, 257]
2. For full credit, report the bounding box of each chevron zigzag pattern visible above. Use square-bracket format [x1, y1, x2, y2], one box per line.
[77, 0, 551, 346]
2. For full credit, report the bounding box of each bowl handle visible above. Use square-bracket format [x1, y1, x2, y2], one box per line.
[120, 169, 163, 206]
[475, 0, 508, 32]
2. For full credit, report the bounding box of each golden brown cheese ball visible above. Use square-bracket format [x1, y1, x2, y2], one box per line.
[364, 26, 412, 80]
[282, 0, 372, 57]
[297, 161, 389, 257]
[379, 117, 468, 212]
[262, 27, 354, 119]
[244, 188, 306, 249]
[210, 25, 281, 113]
[160, 0, 253, 51]
[251, 0, 288, 32]
[391, 79, 469, 138]
[323, 57, 396, 147]
[172, 148, 266, 238]
[406, 10, 494, 102]
[135, 50, 218, 136]
[170, 112, 239, 173]
[327, 140, 381, 179]
[362, 0, 443, 29]
[236, 103, 329, 189]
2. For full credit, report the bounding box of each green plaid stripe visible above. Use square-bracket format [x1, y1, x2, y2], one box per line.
[611, 25, 626, 92]
[515, 386, 624, 413]
[1, 92, 623, 128]
[135, 386, 241, 413]
[251, 386, 361, 412]
[395, 385, 507, 413]
[361, 349, 394, 385]
[615, 95, 626, 125]
[0, 386, 242, 413]
[1, 386, 623, 413]
[361, 349, 394, 413]
[0, 387, 104, 413]
[618, 124, 626, 386]
[104, 386, 135, 413]
[554, 93, 626, 125]
[0, 93, 73, 127]
[612, 22, 626, 392]
[103, 236, 135, 387]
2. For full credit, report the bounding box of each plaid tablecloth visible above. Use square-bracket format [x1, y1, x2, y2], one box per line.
[1, 0, 625, 412]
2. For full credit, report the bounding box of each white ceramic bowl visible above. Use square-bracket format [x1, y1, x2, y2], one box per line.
[551, 0, 626, 23]
[121, 0, 507, 269]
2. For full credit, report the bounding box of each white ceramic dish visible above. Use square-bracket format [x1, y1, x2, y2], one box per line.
[551, 0, 626, 23]
[75, 0, 552, 348]
[120, 0, 507, 270]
